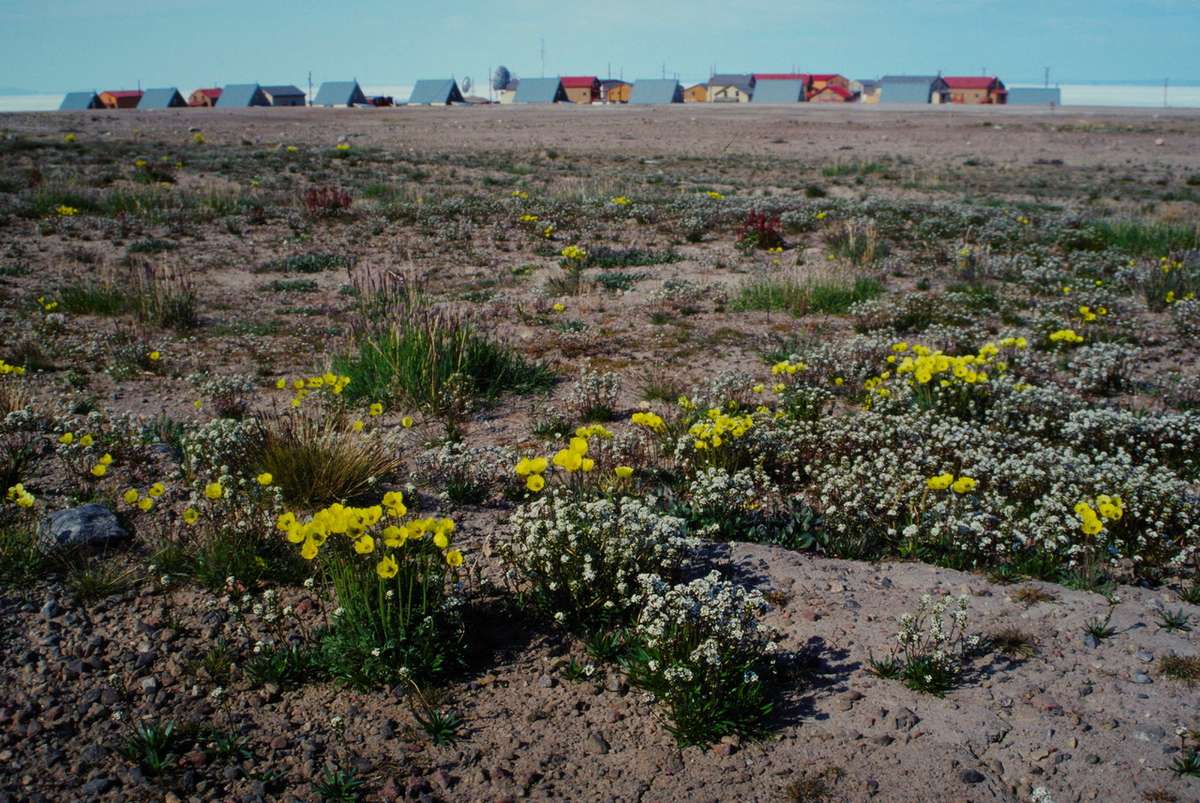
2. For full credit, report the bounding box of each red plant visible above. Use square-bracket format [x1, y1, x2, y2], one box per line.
[303, 186, 352, 218]
[736, 210, 784, 250]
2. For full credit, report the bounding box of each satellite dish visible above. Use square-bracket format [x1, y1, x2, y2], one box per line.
[461, 76, 473, 95]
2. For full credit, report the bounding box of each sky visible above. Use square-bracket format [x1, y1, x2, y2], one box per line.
[0, 0, 1197, 95]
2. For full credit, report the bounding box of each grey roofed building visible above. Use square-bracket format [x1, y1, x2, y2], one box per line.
[407, 79, 465, 105]
[217, 83, 269, 107]
[261, 85, 306, 107]
[879, 75, 946, 104]
[629, 79, 683, 104]
[1007, 87, 1061, 106]
[513, 77, 568, 103]
[59, 91, 102, 111]
[313, 80, 368, 107]
[138, 88, 187, 109]
[708, 73, 754, 92]
[750, 79, 806, 104]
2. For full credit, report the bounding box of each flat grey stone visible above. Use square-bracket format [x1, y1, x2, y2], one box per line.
[37, 504, 128, 554]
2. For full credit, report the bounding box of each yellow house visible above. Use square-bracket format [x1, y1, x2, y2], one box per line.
[707, 74, 753, 103]
[683, 83, 708, 102]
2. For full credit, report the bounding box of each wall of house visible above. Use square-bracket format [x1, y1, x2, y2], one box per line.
[563, 86, 593, 104]
[683, 86, 707, 102]
[606, 85, 631, 103]
[707, 85, 749, 102]
[810, 88, 847, 103]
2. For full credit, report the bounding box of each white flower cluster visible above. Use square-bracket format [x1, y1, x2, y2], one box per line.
[1065, 342, 1138, 395]
[633, 571, 775, 687]
[417, 440, 515, 502]
[1170, 298, 1200, 339]
[565, 366, 621, 419]
[894, 593, 980, 671]
[188, 372, 257, 419]
[503, 492, 693, 622]
[686, 466, 778, 539]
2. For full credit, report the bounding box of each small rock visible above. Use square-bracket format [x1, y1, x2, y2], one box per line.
[537, 674, 556, 689]
[959, 769, 985, 784]
[1135, 650, 1153, 663]
[81, 777, 114, 795]
[586, 733, 610, 755]
[894, 708, 920, 731]
[1082, 634, 1099, 650]
[37, 504, 128, 554]
[1132, 672, 1152, 685]
[40, 598, 61, 619]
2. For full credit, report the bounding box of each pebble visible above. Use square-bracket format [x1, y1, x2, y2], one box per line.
[1135, 650, 1153, 663]
[959, 769, 985, 784]
[586, 733, 609, 755]
[1131, 672, 1152, 685]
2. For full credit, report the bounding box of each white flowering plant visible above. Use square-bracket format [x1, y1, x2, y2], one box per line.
[502, 491, 692, 630]
[623, 571, 780, 746]
[869, 593, 981, 697]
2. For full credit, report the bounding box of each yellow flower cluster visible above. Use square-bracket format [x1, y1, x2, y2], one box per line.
[5, 483, 35, 508]
[1048, 329, 1084, 345]
[515, 456, 550, 491]
[277, 493, 462, 573]
[1075, 494, 1123, 536]
[519, 214, 539, 223]
[553, 437, 596, 472]
[64, 133, 77, 143]
[192, 132, 206, 144]
[511, 190, 529, 200]
[926, 473, 977, 494]
[123, 482, 166, 512]
[631, 411, 666, 433]
[335, 143, 350, 152]
[275, 373, 351, 406]
[610, 196, 632, 206]
[37, 296, 59, 313]
[1078, 305, 1108, 323]
[56, 205, 79, 217]
[1166, 290, 1196, 305]
[771, 359, 806, 376]
[560, 245, 588, 263]
[689, 409, 754, 451]
[0, 359, 26, 376]
[90, 453, 114, 477]
[705, 191, 724, 200]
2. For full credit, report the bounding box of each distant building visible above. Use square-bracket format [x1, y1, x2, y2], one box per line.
[683, 83, 708, 103]
[600, 79, 631, 103]
[854, 80, 880, 104]
[807, 73, 849, 99]
[217, 84, 269, 107]
[560, 76, 600, 104]
[407, 79, 465, 105]
[189, 88, 222, 107]
[629, 79, 683, 104]
[751, 76, 808, 104]
[707, 74, 753, 103]
[497, 79, 519, 104]
[943, 76, 1007, 104]
[879, 75, 948, 104]
[99, 90, 143, 109]
[138, 88, 187, 109]
[513, 77, 568, 104]
[261, 85, 306, 107]
[313, 80, 368, 107]
[810, 84, 853, 103]
[59, 91, 102, 111]
[1007, 87, 1060, 106]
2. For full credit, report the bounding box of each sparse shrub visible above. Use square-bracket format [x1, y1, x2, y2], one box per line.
[735, 210, 784, 251]
[825, 218, 888, 266]
[418, 441, 514, 504]
[733, 271, 882, 317]
[303, 186, 352, 218]
[130, 265, 198, 331]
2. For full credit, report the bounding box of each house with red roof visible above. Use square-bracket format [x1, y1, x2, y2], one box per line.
[560, 76, 600, 104]
[942, 76, 1007, 104]
[99, 90, 143, 109]
[807, 73, 849, 92]
[188, 88, 222, 107]
[810, 84, 854, 103]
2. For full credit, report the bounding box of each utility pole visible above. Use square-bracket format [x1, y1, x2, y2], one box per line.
[1043, 67, 1050, 88]
[1164, 78, 1169, 107]
[308, 71, 313, 106]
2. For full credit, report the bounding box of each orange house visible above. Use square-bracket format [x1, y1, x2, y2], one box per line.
[810, 84, 853, 103]
[188, 88, 222, 107]
[560, 76, 600, 104]
[99, 90, 143, 109]
[942, 76, 1007, 104]
[682, 83, 708, 102]
[601, 80, 631, 103]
